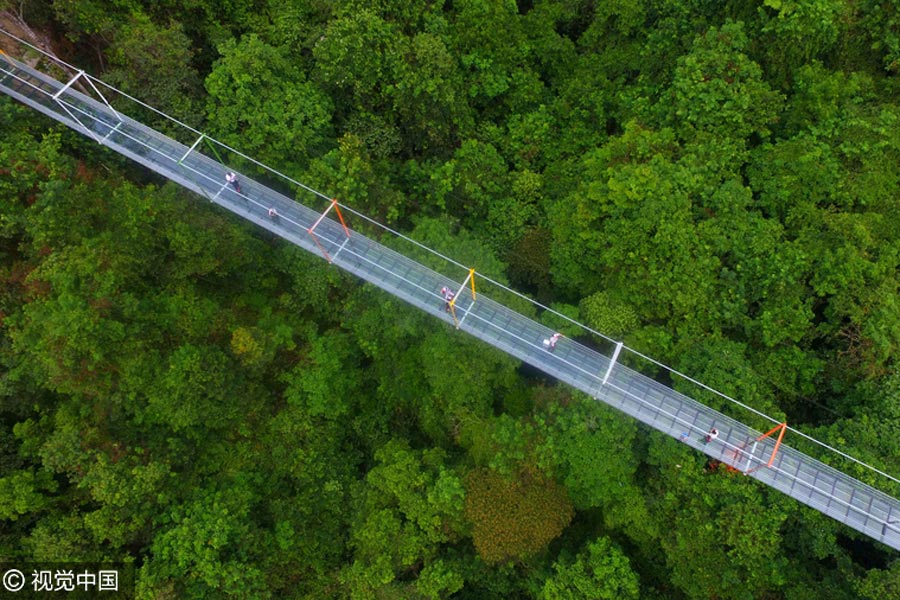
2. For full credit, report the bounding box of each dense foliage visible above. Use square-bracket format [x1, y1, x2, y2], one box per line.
[2, 0, 900, 598]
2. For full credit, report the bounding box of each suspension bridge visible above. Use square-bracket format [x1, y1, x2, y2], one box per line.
[2, 32, 899, 551]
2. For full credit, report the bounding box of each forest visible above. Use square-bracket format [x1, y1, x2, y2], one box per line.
[1, 0, 900, 598]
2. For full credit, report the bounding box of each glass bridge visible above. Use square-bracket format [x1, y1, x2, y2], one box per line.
[2, 46, 898, 551]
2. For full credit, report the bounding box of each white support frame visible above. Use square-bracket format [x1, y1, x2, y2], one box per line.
[309, 200, 337, 232]
[82, 72, 122, 122]
[332, 237, 351, 262]
[743, 440, 759, 474]
[456, 304, 473, 329]
[180, 133, 205, 164]
[453, 270, 474, 305]
[50, 73, 103, 143]
[54, 97, 103, 143]
[212, 184, 226, 202]
[52, 70, 83, 100]
[602, 341, 623, 385]
[53, 69, 123, 144]
[450, 270, 475, 330]
[100, 120, 122, 143]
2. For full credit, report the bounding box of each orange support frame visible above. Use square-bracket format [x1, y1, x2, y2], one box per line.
[307, 198, 350, 263]
[763, 422, 788, 468]
[744, 422, 788, 474]
[333, 199, 350, 237]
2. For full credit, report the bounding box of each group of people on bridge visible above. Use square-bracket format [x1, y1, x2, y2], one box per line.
[226, 172, 280, 219]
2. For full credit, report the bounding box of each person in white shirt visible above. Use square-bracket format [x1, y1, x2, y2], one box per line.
[543, 332, 561, 352]
[225, 172, 241, 193]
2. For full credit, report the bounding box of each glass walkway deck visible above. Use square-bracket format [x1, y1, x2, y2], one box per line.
[2, 50, 899, 552]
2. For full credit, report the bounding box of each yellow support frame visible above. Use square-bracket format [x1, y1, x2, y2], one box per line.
[448, 268, 477, 329]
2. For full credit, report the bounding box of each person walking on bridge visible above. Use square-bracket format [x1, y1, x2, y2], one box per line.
[441, 287, 455, 312]
[544, 332, 561, 352]
[225, 171, 241, 194]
